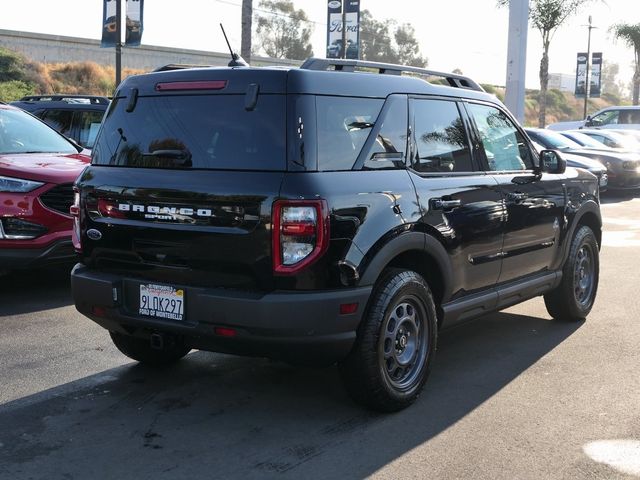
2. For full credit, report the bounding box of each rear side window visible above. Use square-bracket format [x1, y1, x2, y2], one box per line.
[76, 111, 104, 148]
[316, 96, 383, 171]
[411, 99, 473, 173]
[92, 94, 286, 170]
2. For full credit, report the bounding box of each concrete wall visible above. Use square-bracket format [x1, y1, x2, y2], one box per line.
[0, 29, 299, 71]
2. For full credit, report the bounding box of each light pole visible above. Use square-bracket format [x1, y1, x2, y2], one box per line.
[115, 0, 122, 88]
[504, 0, 529, 124]
[583, 16, 597, 119]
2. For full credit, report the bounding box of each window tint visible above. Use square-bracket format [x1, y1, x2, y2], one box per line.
[75, 111, 104, 148]
[316, 96, 383, 171]
[467, 103, 534, 171]
[0, 108, 76, 154]
[362, 95, 408, 170]
[92, 95, 286, 170]
[40, 110, 74, 137]
[618, 109, 640, 124]
[412, 99, 473, 173]
[591, 110, 619, 126]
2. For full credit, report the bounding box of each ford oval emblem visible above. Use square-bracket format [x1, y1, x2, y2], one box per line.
[328, 0, 341, 8]
[87, 229, 102, 241]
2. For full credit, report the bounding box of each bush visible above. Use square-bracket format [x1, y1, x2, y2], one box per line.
[0, 80, 35, 102]
[0, 48, 28, 82]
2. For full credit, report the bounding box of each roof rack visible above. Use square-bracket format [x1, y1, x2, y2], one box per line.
[18, 95, 110, 105]
[153, 64, 216, 72]
[299, 58, 484, 92]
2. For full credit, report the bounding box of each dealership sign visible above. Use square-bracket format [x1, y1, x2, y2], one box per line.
[326, 0, 360, 60]
[101, 0, 144, 48]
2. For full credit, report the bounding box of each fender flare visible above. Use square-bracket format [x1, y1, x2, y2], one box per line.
[358, 231, 453, 302]
[561, 200, 602, 262]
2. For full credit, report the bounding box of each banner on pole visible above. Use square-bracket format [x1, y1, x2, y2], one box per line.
[101, 0, 118, 48]
[574, 52, 588, 98]
[590, 52, 602, 98]
[326, 1, 360, 59]
[125, 0, 144, 47]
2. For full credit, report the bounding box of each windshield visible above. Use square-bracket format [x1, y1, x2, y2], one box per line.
[0, 108, 77, 155]
[92, 94, 286, 170]
[533, 130, 582, 150]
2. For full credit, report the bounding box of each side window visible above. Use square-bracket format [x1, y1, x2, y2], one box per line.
[619, 110, 640, 125]
[316, 96, 383, 171]
[74, 111, 104, 148]
[591, 110, 619, 126]
[411, 99, 473, 173]
[467, 103, 534, 171]
[362, 95, 408, 170]
[40, 110, 73, 137]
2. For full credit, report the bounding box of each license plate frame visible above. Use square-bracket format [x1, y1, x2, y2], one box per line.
[139, 283, 185, 321]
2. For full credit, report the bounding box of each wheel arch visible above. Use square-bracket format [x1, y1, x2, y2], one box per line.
[358, 232, 453, 322]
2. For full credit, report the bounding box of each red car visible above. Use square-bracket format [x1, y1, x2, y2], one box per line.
[0, 103, 91, 273]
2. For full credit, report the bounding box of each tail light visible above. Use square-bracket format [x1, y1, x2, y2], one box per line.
[70, 187, 81, 252]
[272, 199, 329, 275]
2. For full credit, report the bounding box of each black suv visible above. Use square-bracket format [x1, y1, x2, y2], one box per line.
[10, 95, 109, 149]
[71, 58, 601, 412]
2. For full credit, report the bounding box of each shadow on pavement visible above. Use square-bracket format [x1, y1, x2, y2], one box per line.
[600, 189, 639, 204]
[0, 311, 582, 479]
[0, 264, 74, 317]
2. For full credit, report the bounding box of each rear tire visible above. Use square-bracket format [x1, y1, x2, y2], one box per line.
[339, 269, 438, 412]
[109, 331, 191, 366]
[544, 225, 599, 321]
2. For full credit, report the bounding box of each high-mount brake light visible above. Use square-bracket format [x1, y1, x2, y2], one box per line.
[71, 187, 81, 252]
[155, 80, 228, 91]
[272, 199, 329, 275]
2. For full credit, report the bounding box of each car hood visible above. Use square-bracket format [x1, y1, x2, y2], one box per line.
[0, 152, 91, 184]
[562, 152, 606, 172]
[564, 148, 640, 163]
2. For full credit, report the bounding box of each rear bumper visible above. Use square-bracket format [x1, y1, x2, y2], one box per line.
[0, 238, 75, 270]
[71, 264, 372, 365]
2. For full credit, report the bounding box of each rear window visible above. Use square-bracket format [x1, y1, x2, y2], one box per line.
[92, 94, 286, 170]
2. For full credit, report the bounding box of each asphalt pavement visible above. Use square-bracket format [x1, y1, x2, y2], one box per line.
[1, 192, 639, 479]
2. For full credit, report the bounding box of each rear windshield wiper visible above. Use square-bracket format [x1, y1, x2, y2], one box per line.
[142, 149, 193, 167]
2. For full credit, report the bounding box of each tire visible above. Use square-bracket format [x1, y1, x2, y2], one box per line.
[109, 331, 191, 366]
[339, 269, 438, 412]
[544, 225, 599, 321]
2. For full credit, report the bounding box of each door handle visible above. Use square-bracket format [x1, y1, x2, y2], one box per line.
[507, 192, 528, 202]
[430, 198, 462, 211]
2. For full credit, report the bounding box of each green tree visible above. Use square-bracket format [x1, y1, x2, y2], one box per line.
[610, 23, 640, 105]
[0, 47, 28, 82]
[359, 10, 427, 67]
[254, 0, 313, 60]
[394, 24, 428, 67]
[498, 0, 598, 127]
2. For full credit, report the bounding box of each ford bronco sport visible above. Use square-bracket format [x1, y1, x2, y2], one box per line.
[71, 58, 601, 412]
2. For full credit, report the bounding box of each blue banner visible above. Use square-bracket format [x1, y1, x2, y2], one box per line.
[101, 0, 118, 48]
[125, 0, 144, 47]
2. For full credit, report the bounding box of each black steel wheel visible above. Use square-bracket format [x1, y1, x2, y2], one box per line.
[339, 269, 438, 412]
[544, 225, 599, 321]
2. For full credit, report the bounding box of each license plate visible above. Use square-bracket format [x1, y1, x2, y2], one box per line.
[139, 284, 184, 321]
[599, 176, 607, 187]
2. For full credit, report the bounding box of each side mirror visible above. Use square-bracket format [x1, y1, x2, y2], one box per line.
[538, 149, 566, 174]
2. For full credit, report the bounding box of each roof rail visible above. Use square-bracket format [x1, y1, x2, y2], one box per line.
[299, 58, 484, 92]
[18, 95, 110, 105]
[153, 63, 216, 72]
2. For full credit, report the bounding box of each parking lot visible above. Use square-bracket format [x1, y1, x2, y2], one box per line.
[0, 192, 639, 479]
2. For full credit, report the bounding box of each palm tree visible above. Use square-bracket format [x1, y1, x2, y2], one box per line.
[610, 23, 640, 105]
[498, 0, 597, 127]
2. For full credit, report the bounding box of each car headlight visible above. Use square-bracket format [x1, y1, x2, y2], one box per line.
[0, 176, 44, 193]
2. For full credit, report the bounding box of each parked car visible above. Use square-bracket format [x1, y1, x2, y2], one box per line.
[547, 105, 640, 131]
[577, 129, 640, 152]
[10, 95, 109, 149]
[71, 58, 601, 412]
[526, 127, 640, 190]
[0, 103, 91, 273]
[531, 140, 608, 191]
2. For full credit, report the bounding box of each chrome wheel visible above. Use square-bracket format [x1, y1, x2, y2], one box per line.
[380, 296, 429, 391]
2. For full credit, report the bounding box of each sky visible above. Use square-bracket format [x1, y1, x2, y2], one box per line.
[1, 0, 637, 90]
